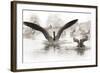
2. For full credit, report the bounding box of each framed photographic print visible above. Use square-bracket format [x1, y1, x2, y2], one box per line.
[11, 1, 98, 72]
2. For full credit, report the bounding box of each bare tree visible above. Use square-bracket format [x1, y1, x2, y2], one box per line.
[71, 21, 91, 47]
[46, 14, 65, 38]
[23, 14, 40, 39]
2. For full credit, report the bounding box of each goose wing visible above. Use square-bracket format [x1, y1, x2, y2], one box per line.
[80, 36, 88, 42]
[73, 37, 79, 43]
[24, 22, 53, 41]
[55, 19, 78, 40]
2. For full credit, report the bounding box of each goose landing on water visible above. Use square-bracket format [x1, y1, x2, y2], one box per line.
[24, 19, 78, 49]
[73, 35, 88, 48]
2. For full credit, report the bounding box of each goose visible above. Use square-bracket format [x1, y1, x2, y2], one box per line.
[24, 19, 78, 48]
[73, 35, 88, 48]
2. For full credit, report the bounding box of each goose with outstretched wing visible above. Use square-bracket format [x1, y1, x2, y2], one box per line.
[24, 19, 78, 46]
[23, 21, 53, 42]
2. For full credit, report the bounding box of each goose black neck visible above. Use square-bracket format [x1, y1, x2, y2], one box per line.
[53, 31, 55, 41]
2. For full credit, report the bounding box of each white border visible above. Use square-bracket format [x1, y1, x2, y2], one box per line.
[16, 3, 96, 69]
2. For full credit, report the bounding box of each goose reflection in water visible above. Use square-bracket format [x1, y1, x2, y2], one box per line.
[75, 46, 89, 55]
[41, 39, 89, 56]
